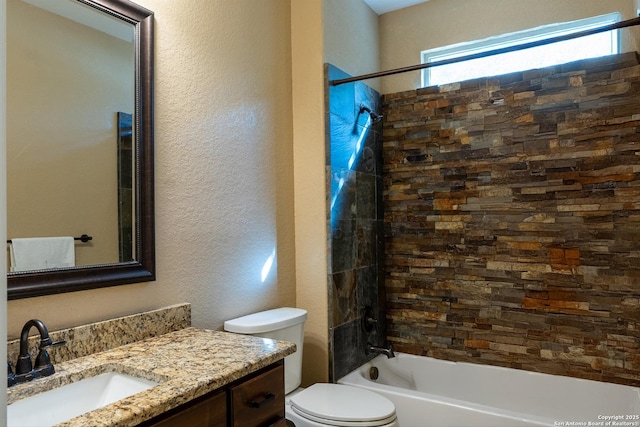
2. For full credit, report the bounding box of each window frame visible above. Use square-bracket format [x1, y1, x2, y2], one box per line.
[421, 12, 621, 88]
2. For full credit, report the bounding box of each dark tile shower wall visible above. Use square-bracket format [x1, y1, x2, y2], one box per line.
[383, 52, 640, 387]
[326, 64, 385, 381]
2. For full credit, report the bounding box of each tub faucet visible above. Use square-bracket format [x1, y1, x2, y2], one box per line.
[366, 342, 395, 359]
[12, 319, 65, 385]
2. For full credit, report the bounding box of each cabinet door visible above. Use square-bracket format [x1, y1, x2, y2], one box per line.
[229, 363, 285, 427]
[146, 390, 227, 427]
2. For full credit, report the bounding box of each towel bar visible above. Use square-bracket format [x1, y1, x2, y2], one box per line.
[7, 235, 93, 244]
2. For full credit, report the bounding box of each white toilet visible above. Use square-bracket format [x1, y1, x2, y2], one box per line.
[224, 307, 399, 427]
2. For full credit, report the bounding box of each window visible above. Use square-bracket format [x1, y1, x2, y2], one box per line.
[421, 13, 621, 87]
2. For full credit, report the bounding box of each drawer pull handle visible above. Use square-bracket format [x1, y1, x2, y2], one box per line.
[249, 392, 275, 408]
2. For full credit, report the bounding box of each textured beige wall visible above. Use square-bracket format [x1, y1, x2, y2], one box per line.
[292, 0, 329, 385]
[7, 0, 129, 267]
[289, 0, 381, 386]
[380, 0, 640, 93]
[323, 0, 381, 91]
[1, 0, 8, 415]
[5, 0, 376, 387]
[7, 1, 296, 341]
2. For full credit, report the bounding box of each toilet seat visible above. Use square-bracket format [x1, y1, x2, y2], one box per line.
[289, 384, 397, 427]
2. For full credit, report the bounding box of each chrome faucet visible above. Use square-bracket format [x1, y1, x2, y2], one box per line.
[10, 319, 65, 386]
[366, 342, 395, 359]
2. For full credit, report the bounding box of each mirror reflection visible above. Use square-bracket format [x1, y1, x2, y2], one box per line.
[7, 0, 136, 272]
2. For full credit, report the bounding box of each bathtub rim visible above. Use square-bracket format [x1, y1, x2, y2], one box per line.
[338, 352, 640, 427]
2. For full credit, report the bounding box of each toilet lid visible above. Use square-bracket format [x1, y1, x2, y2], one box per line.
[290, 384, 396, 427]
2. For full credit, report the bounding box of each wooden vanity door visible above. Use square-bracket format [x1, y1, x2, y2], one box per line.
[229, 363, 285, 427]
[140, 361, 285, 427]
[147, 389, 227, 427]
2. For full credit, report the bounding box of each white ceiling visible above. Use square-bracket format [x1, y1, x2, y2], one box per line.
[363, 0, 430, 15]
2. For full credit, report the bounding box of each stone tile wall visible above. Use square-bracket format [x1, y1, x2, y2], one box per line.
[382, 52, 640, 386]
[327, 64, 386, 381]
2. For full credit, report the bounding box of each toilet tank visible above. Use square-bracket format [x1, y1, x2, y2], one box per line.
[224, 307, 307, 394]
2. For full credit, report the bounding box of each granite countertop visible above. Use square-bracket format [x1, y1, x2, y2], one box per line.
[7, 327, 296, 427]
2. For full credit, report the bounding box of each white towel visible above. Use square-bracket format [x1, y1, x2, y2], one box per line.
[9, 237, 75, 272]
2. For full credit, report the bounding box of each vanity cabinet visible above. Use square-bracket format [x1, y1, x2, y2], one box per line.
[142, 361, 285, 427]
[229, 361, 285, 427]
[146, 390, 227, 427]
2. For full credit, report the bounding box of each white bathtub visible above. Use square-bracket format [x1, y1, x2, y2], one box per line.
[338, 352, 640, 427]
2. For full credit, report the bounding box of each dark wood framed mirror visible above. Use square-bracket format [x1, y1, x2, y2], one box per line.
[7, 0, 154, 299]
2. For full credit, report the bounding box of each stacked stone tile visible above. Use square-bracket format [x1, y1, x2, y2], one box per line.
[383, 52, 640, 386]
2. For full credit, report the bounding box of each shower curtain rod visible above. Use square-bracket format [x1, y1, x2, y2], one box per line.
[329, 16, 640, 86]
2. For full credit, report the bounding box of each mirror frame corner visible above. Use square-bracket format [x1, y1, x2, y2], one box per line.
[7, 0, 155, 300]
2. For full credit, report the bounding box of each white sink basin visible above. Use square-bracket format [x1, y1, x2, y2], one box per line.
[7, 372, 159, 427]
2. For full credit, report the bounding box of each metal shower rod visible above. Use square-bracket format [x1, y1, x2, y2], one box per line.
[329, 16, 640, 86]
